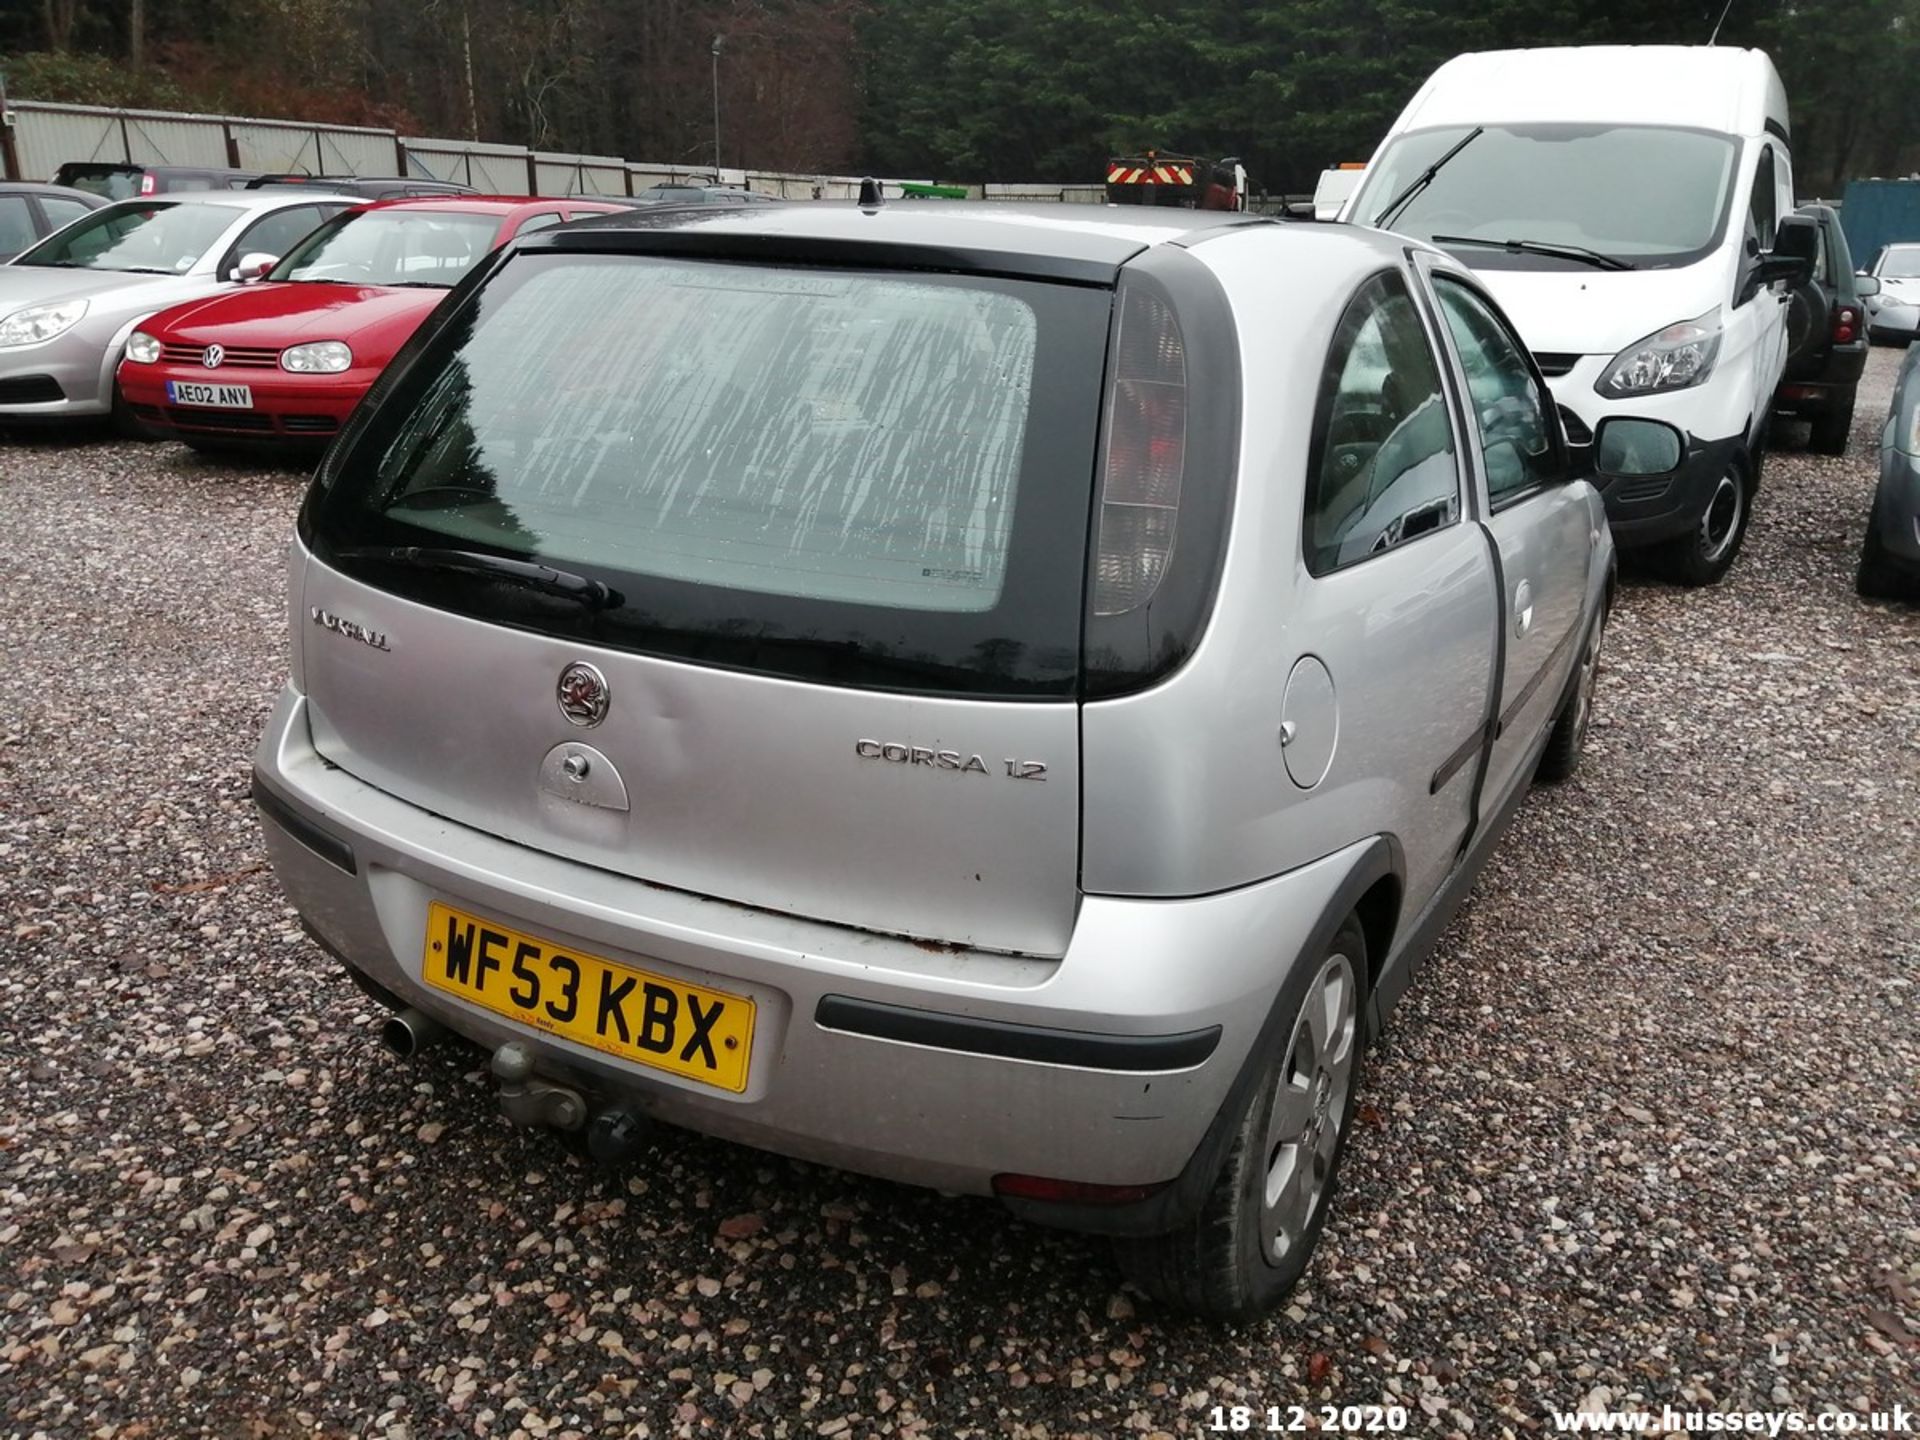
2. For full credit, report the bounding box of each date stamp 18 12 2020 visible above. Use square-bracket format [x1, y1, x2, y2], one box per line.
[1204, 1405, 1411, 1433]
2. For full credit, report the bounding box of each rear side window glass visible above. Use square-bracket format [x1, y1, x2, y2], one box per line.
[0, 198, 37, 254]
[1304, 270, 1459, 575]
[39, 197, 94, 229]
[309, 253, 1110, 697]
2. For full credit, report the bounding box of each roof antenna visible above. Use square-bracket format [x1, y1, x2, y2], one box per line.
[1708, 0, 1736, 45]
[857, 176, 884, 207]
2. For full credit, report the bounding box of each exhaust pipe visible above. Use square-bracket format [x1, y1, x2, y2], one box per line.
[380, 1007, 445, 1059]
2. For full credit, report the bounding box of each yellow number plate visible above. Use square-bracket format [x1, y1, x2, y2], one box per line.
[421, 902, 755, 1093]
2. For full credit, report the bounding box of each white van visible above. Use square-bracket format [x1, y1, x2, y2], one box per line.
[1311, 164, 1365, 221]
[1342, 46, 1815, 585]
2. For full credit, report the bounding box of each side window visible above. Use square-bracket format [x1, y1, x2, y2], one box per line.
[0, 197, 37, 255]
[1746, 147, 1777, 254]
[515, 211, 565, 235]
[1433, 277, 1561, 505]
[39, 197, 94, 230]
[231, 205, 326, 266]
[1304, 270, 1460, 575]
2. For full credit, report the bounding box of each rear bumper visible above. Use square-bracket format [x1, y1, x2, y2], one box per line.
[252, 685, 1371, 1218]
[118, 364, 367, 441]
[1599, 432, 1745, 549]
[1778, 342, 1867, 411]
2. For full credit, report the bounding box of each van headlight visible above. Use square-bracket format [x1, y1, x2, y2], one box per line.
[124, 330, 162, 364]
[0, 299, 89, 348]
[281, 341, 353, 374]
[1597, 311, 1722, 397]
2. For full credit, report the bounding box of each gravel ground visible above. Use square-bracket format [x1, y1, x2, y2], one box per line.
[2, 353, 1916, 1440]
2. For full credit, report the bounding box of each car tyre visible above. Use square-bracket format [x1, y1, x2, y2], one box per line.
[1114, 917, 1367, 1320]
[1536, 602, 1607, 784]
[109, 381, 152, 441]
[1856, 502, 1913, 600]
[1807, 391, 1855, 456]
[1648, 451, 1751, 586]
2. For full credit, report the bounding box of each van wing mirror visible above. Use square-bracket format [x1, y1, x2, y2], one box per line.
[1592, 417, 1685, 479]
[1855, 272, 1882, 297]
[1758, 214, 1819, 289]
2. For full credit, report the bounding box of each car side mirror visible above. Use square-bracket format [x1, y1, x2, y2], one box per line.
[229, 251, 278, 282]
[1592, 417, 1685, 478]
[1855, 273, 1882, 297]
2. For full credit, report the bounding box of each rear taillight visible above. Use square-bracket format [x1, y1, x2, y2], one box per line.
[1093, 285, 1187, 615]
[1833, 306, 1857, 345]
[139, 173, 156, 196]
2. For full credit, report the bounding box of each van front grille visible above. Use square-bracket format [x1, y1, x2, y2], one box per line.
[1533, 352, 1580, 377]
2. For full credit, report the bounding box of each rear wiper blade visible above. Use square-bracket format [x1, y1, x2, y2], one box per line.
[338, 545, 622, 608]
[1429, 234, 1636, 272]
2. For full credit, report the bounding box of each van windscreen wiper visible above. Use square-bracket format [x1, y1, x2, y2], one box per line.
[1372, 126, 1483, 230]
[337, 545, 623, 608]
[1428, 234, 1636, 272]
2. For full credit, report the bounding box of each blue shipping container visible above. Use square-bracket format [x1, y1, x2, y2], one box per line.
[1839, 179, 1920, 270]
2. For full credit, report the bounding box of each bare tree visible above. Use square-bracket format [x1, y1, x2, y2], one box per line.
[42, 0, 83, 52]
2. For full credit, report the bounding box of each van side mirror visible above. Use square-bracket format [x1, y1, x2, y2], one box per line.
[229, 251, 278, 282]
[1592, 417, 1685, 478]
[1855, 272, 1882, 297]
[1756, 214, 1818, 289]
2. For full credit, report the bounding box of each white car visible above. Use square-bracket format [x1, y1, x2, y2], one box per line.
[1864, 242, 1920, 344]
[0, 190, 350, 422]
[1344, 45, 1816, 586]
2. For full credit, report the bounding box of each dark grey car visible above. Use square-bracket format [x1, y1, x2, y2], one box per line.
[0, 183, 105, 261]
[1860, 343, 1920, 598]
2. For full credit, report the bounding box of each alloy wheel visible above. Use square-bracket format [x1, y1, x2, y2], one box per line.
[1259, 951, 1359, 1266]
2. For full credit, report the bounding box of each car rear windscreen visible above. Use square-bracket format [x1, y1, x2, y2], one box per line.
[305, 251, 1111, 697]
[54, 165, 139, 201]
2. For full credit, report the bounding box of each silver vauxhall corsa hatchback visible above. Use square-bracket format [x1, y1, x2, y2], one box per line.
[254, 200, 1680, 1317]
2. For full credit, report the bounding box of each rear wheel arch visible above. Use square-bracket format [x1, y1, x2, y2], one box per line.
[1352, 872, 1401, 995]
[1007, 835, 1402, 1243]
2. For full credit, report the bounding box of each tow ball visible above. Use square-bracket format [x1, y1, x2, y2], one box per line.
[489, 1041, 650, 1164]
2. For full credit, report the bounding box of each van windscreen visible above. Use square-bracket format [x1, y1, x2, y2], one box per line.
[1360, 124, 1738, 269]
[305, 251, 1111, 698]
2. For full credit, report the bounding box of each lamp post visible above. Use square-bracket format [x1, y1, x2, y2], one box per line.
[710, 35, 724, 174]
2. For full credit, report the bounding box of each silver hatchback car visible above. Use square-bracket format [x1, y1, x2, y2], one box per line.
[254, 201, 1677, 1316]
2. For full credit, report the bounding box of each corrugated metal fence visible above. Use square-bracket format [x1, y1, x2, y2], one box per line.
[1, 99, 963, 200]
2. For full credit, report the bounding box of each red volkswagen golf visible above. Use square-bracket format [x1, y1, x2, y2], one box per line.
[118, 196, 624, 448]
